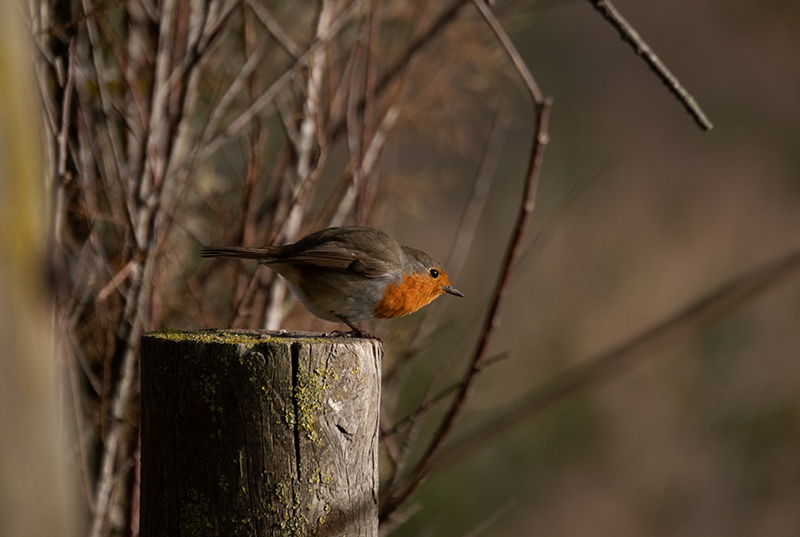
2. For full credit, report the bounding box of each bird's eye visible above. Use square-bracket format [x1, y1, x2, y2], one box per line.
[429, 268, 439, 278]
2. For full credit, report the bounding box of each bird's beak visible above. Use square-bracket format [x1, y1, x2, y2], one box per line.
[443, 285, 464, 297]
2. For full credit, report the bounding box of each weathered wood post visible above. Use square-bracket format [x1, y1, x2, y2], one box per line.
[140, 329, 381, 537]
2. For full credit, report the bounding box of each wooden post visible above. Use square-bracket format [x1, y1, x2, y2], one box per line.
[140, 329, 381, 537]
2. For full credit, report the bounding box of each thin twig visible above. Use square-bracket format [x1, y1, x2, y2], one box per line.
[515, 156, 613, 270]
[361, 105, 398, 178]
[329, 0, 472, 141]
[334, 41, 365, 228]
[475, 0, 543, 104]
[264, 0, 335, 330]
[198, 0, 241, 52]
[588, 0, 713, 131]
[183, 272, 218, 329]
[96, 258, 138, 302]
[63, 336, 98, 510]
[57, 38, 75, 178]
[381, 413, 401, 471]
[201, 44, 267, 158]
[447, 108, 507, 281]
[270, 118, 331, 248]
[329, 37, 362, 129]
[383, 107, 506, 384]
[356, 0, 381, 224]
[361, 0, 380, 149]
[380, 0, 551, 520]
[245, 0, 300, 59]
[276, 94, 302, 149]
[79, 0, 126, 186]
[333, 102, 398, 227]
[241, 5, 266, 248]
[95, 13, 149, 134]
[385, 329, 478, 490]
[229, 268, 270, 328]
[384, 352, 509, 438]
[460, 500, 516, 537]
[143, 0, 177, 193]
[196, 0, 364, 164]
[378, 503, 423, 537]
[430, 247, 800, 473]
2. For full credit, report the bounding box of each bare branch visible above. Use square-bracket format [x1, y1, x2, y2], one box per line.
[246, 0, 300, 59]
[383, 108, 506, 385]
[384, 352, 509, 438]
[515, 157, 613, 270]
[588, 0, 713, 131]
[97, 258, 139, 303]
[57, 38, 75, 178]
[380, 0, 552, 520]
[264, 0, 336, 330]
[474, 0, 543, 104]
[79, 0, 126, 184]
[447, 109, 507, 281]
[331, 103, 398, 227]
[143, 0, 177, 193]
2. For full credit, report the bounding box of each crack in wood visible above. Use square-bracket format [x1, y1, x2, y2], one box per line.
[290, 343, 302, 480]
[336, 423, 353, 440]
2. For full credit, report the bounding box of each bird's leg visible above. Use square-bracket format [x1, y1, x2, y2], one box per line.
[333, 314, 378, 339]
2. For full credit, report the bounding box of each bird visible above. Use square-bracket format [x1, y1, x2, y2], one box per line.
[201, 226, 463, 336]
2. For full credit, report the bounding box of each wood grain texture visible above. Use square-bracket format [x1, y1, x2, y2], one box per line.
[140, 329, 381, 537]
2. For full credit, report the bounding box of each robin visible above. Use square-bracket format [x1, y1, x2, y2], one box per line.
[202, 226, 463, 336]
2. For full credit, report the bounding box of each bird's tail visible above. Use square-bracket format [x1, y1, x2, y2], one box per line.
[201, 246, 278, 261]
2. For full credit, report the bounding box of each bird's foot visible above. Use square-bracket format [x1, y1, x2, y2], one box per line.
[329, 329, 379, 339]
[332, 315, 381, 340]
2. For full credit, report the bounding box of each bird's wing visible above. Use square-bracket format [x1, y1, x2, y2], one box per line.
[273, 242, 394, 277]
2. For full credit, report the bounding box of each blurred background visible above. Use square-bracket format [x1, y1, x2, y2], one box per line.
[7, 0, 800, 535]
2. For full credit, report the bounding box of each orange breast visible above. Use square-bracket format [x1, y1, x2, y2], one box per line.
[373, 272, 448, 319]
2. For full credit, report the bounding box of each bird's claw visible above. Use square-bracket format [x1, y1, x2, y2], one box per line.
[328, 328, 380, 340]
